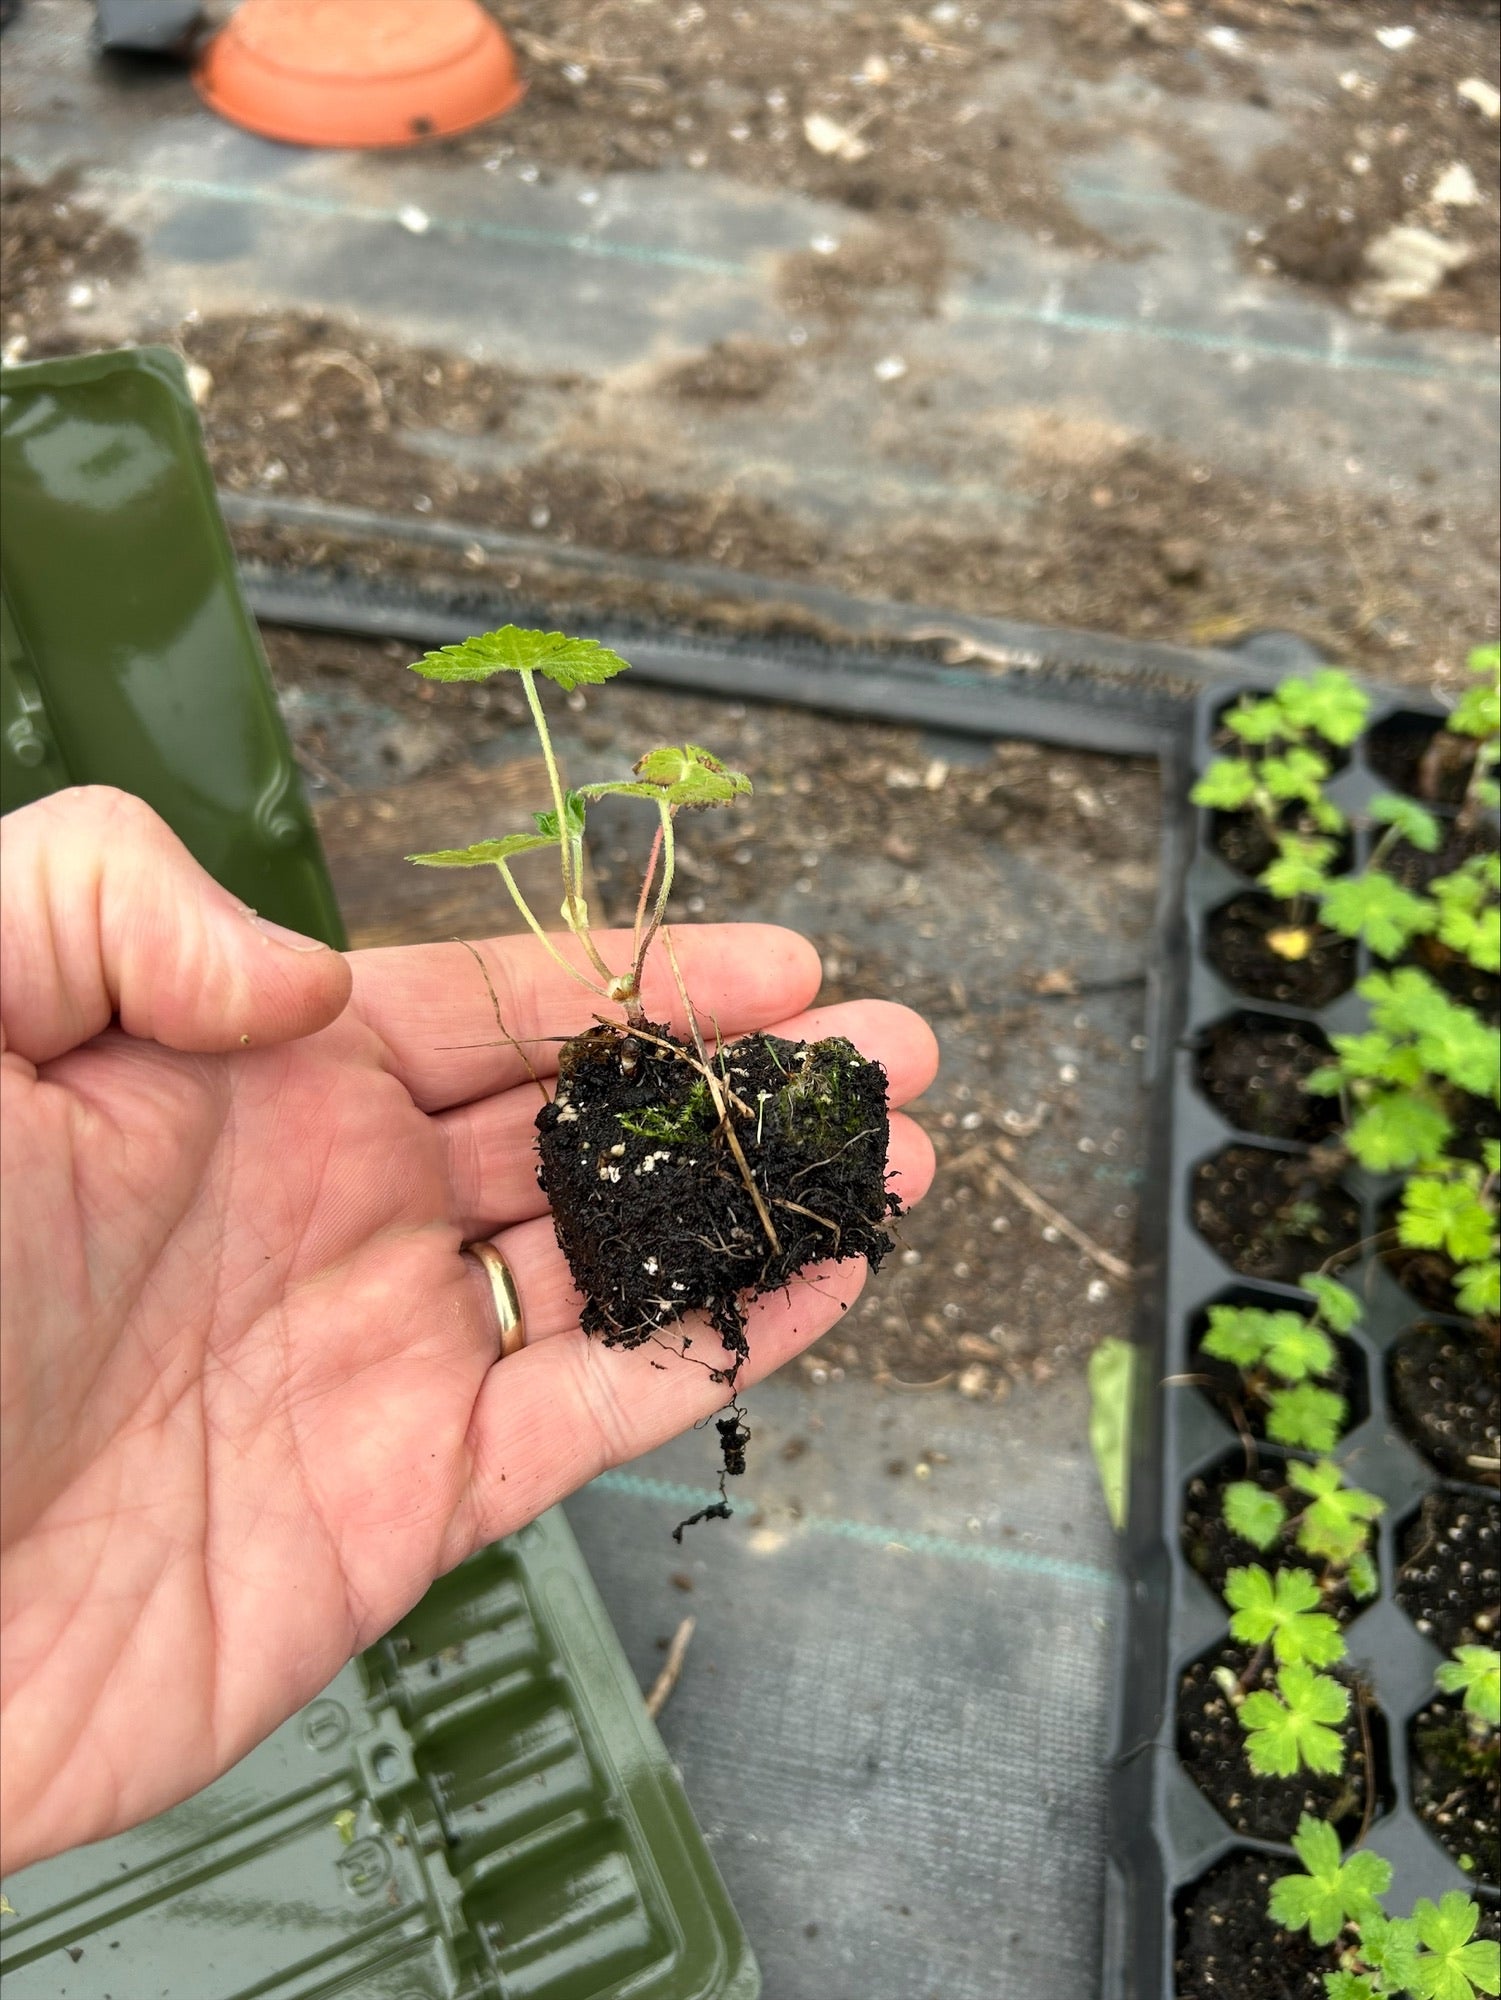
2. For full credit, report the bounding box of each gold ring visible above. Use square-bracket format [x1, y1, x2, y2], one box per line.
[462, 1242, 526, 1358]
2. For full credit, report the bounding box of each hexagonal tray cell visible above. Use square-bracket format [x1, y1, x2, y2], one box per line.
[1205, 893, 1357, 1009]
[1208, 808, 1354, 884]
[1176, 1638, 1390, 1845]
[1181, 1450, 1372, 1622]
[1186, 1290, 1369, 1447]
[1365, 709, 1476, 807]
[1382, 815, 1499, 898]
[1194, 1012, 1341, 1145]
[1394, 1486, 1501, 1656]
[1409, 1691, 1500, 1889]
[1174, 1851, 1335, 2000]
[1389, 1318, 1500, 1487]
[1191, 1144, 1362, 1287]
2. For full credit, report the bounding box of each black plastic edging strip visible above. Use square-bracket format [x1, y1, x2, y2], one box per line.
[243, 565, 1191, 761]
[222, 490, 1262, 702]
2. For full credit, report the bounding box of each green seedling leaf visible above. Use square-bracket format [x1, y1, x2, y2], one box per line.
[1267, 1382, 1348, 1454]
[1240, 1662, 1350, 1778]
[1321, 871, 1436, 958]
[1226, 696, 1289, 745]
[406, 833, 553, 867]
[1323, 1028, 1425, 1091]
[1361, 1913, 1423, 1990]
[1278, 668, 1371, 748]
[1408, 1892, 1501, 2000]
[1224, 1480, 1287, 1551]
[1263, 745, 1333, 804]
[1370, 792, 1443, 852]
[1299, 1272, 1363, 1334]
[1347, 1550, 1378, 1601]
[1454, 1259, 1500, 1321]
[1436, 1647, 1501, 1728]
[1264, 834, 1340, 901]
[1361, 969, 1501, 1098]
[1324, 1976, 1379, 2000]
[1263, 1316, 1339, 1385]
[1201, 1302, 1280, 1371]
[1087, 1336, 1134, 1533]
[1191, 759, 1259, 810]
[533, 790, 588, 842]
[1449, 648, 1501, 741]
[581, 743, 752, 810]
[410, 626, 631, 690]
[1226, 1565, 1345, 1668]
[1288, 1460, 1385, 1566]
[1400, 1175, 1497, 1266]
[1346, 1089, 1453, 1174]
[1269, 1811, 1392, 1946]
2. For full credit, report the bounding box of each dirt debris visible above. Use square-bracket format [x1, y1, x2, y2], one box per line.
[0, 165, 138, 347]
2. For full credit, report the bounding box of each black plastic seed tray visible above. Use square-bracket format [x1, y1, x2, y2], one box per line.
[1103, 682, 1498, 2000]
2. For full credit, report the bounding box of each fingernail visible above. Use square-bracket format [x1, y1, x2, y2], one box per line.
[244, 908, 329, 952]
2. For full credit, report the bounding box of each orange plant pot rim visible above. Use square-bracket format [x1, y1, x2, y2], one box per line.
[194, 0, 524, 150]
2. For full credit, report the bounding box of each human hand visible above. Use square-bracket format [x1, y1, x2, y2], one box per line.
[0, 787, 937, 1871]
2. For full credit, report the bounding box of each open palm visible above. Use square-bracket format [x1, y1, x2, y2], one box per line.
[0, 789, 936, 1873]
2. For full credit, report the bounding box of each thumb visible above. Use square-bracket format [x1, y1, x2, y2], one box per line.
[1, 787, 353, 1065]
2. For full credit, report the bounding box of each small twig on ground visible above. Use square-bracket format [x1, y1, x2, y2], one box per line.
[645, 1616, 697, 1720]
[984, 1156, 1133, 1282]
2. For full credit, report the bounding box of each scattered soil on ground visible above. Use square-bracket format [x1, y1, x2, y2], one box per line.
[656, 337, 793, 405]
[1191, 1144, 1361, 1283]
[1196, 21, 1501, 335]
[1174, 1853, 1331, 2000]
[775, 222, 955, 330]
[1395, 1484, 1501, 1652]
[1177, 1643, 1378, 1842]
[1182, 1459, 1361, 1616]
[1389, 1319, 1501, 1485]
[0, 165, 137, 341]
[1410, 1693, 1501, 1884]
[1194, 1016, 1341, 1142]
[1205, 895, 1357, 1008]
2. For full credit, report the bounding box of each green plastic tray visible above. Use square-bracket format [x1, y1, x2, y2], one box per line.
[0, 346, 345, 945]
[1, 1509, 758, 1999]
[0, 346, 758, 2000]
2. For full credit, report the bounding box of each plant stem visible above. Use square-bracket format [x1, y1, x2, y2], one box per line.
[495, 860, 608, 998]
[632, 819, 665, 975]
[632, 802, 677, 987]
[520, 668, 575, 906]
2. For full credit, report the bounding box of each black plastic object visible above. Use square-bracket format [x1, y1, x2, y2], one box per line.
[0, 347, 346, 946]
[94, 0, 203, 57]
[1104, 683, 1495, 1999]
[0, 1507, 760, 1999]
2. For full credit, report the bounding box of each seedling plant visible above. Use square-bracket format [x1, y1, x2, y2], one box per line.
[402, 627, 902, 1522]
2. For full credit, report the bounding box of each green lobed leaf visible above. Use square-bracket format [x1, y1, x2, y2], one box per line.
[1263, 745, 1333, 804]
[1409, 1892, 1501, 2000]
[1264, 834, 1341, 902]
[1224, 1480, 1288, 1551]
[1277, 668, 1371, 748]
[1226, 1565, 1345, 1668]
[1436, 1646, 1501, 1728]
[1270, 1811, 1391, 1946]
[1267, 1382, 1349, 1454]
[1191, 759, 1259, 810]
[1362, 1913, 1423, 1988]
[1345, 1090, 1454, 1174]
[1240, 1662, 1349, 1778]
[580, 743, 752, 811]
[1320, 872, 1436, 959]
[1454, 1259, 1500, 1321]
[1288, 1461, 1385, 1566]
[410, 626, 632, 691]
[533, 790, 588, 842]
[1299, 1272, 1364, 1335]
[1324, 1976, 1379, 2000]
[406, 833, 553, 867]
[1226, 696, 1289, 746]
[1400, 1175, 1497, 1266]
[1370, 792, 1443, 852]
[1347, 1550, 1379, 1601]
[1201, 1303, 1280, 1371]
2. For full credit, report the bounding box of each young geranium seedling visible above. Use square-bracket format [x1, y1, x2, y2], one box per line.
[1407, 1892, 1501, 2000]
[1269, 1811, 1392, 1946]
[403, 626, 902, 1524]
[1239, 1660, 1350, 1777]
[1286, 1460, 1385, 1568]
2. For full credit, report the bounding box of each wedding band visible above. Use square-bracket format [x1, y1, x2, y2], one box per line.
[462, 1242, 526, 1358]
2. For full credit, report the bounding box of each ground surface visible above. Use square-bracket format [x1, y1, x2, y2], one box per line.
[2, 0, 1497, 682]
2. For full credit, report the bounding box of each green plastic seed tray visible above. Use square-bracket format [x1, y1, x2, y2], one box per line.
[1, 1510, 759, 1999]
[0, 345, 345, 945]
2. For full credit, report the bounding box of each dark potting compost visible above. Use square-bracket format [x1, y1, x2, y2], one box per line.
[1204, 893, 1357, 1009]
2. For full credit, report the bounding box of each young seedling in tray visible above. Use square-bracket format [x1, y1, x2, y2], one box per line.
[405, 627, 901, 1516]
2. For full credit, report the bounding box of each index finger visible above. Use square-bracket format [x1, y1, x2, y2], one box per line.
[351, 923, 823, 1111]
